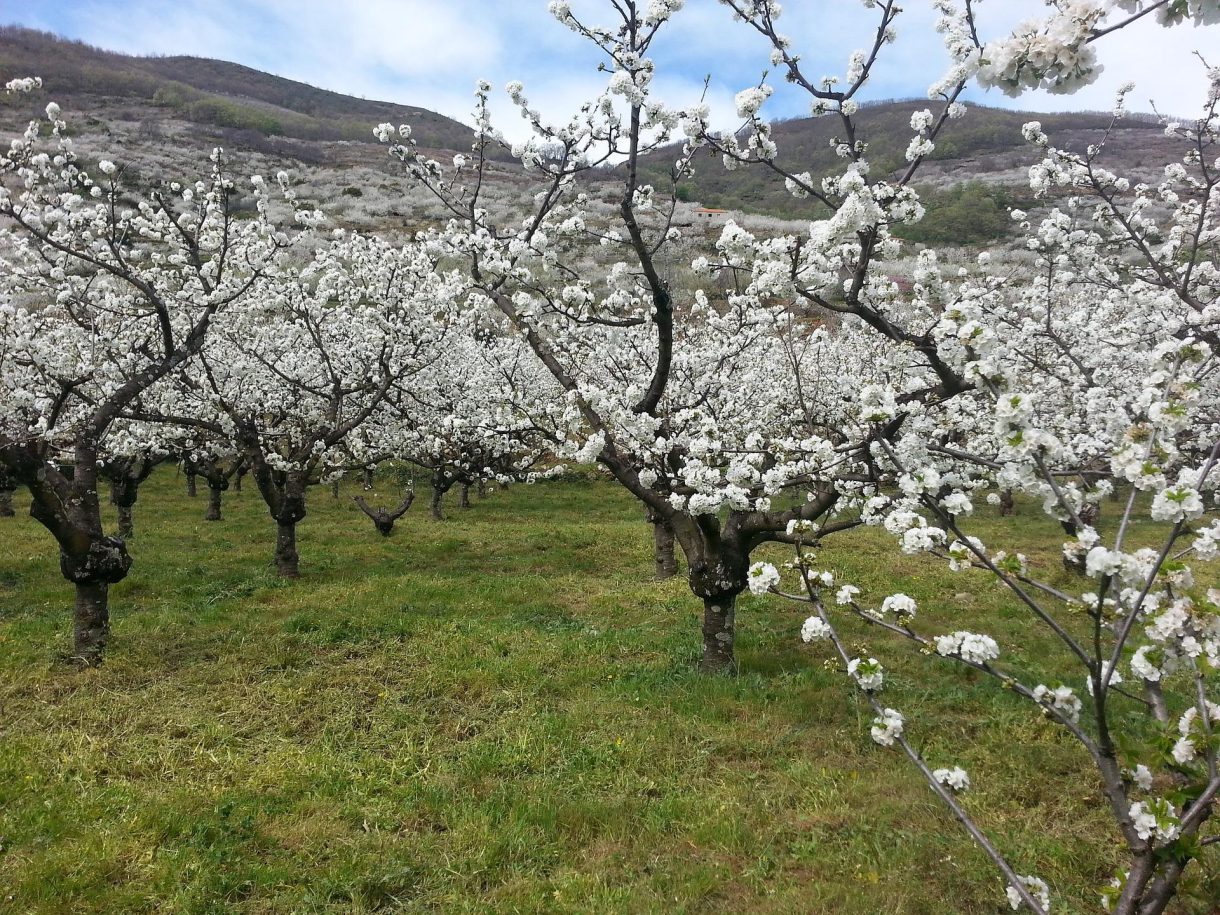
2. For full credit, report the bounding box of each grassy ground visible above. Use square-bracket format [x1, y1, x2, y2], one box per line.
[0, 471, 1215, 914]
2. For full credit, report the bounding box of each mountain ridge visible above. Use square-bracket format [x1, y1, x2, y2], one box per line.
[0, 24, 1184, 240]
[0, 25, 478, 150]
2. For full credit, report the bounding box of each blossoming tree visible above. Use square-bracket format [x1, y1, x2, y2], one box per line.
[376, 0, 954, 672]
[138, 231, 462, 576]
[0, 90, 305, 663]
[382, 333, 563, 521]
[747, 74, 1220, 915]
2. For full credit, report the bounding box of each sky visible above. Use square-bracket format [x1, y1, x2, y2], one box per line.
[5, 0, 1219, 140]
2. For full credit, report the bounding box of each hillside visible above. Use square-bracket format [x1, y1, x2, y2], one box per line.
[0, 26, 477, 150]
[0, 25, 1183, 245]
[640, 99, 1179, 230]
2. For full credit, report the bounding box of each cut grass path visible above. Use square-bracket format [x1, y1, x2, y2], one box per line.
[0, 472, 1215, 913]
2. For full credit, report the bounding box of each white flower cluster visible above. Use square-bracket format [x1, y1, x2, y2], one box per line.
[1032, 684, 1082, 724]
[747, 561, 781, 595]
[848, 656, 885, 692]
[870, 708, 904, 747]
[934, 631, 1000, 665]
[4, 76, 42, 94]
[1129, 798, 1179, 844]
[932, 766, 970, 792]
[800, 615, 831, 642]
[1006, 875, 1050, 912]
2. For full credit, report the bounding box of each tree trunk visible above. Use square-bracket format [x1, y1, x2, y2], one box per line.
[205, 484, 223, 521]
[363, 467, 375, 490]
[653, 517, 677, 579]
[20, 449, 133, 665]
[73, 579, 110, 666]
[999, 489, 1014, 516]
[275, 520, 299, 578]
[459, 483, 471, 509]
[233, 471, 243, 493]
[186, 472, 197, 497]
[117, 504, 134, 541]
[331, 479, 340, 499]
[700, 595, 737, 674]
[430, 485, 444, 520]
[478, 479, 487, 499]
[0, 489, 13, 518]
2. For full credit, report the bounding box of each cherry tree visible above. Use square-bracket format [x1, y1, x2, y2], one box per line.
[0, 89, 306, 663]
[377, 0, 1218, 903]
[97, 421, 167, 540]
[747, 73, 1220, 915]
[0, 463, 16, 518]
[141, 230, 462, 576]
[374, 0, 958, 671]
[383, 333, 562, 521]
[353, 489, 416, 536]
[180, 438, 246, 522]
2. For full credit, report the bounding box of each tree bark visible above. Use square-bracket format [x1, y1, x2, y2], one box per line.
[700, 595, 737, 674]
[998, 489, 1014, 516]
[73, 579, 111, 666]
[430, 485, 444, 520]
[275, 520, 299, 578]
[18, 447, 134, 665]
[362, 467, 375, 490]
[116, 504, 134, 541]
[185, 472, 197, 497]
[205, 484, 224, 521]
[653, 517, 677, 579]
[459, 483, 471, 509]
[331, 479, 340, 499]
[477, 479, 488, 499]
[233, 470, 244, 493]
[0, 466, 15, 517]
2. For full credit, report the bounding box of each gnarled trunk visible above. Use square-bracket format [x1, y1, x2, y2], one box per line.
[275, 520, 299, 578]
[459, 483, 471, 509]
[205, 483, 224, 521]
[57, 534, 132, 665]
[362, 467, 375, 490]
[116, 505, 134, 541]
[331, 479, 340, 499]
[0, 466, 15, 517]
[674, 518, 749, 674]
[700, 594, 737, 674]
[108, 473, 143, 541]
[645, 506, 677, 580]
[477, 479, 488, 499]
[998, 489, 1014, 516]
[73, 580, 111, 666]
[17, 447, 135, 664]
[185, 471, 197, 497]
[247, 451, 309, 578]
[430, 484, 445, 520]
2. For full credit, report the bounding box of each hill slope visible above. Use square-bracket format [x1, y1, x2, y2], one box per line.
[0, 25, 1183, 243]
[0, 25, 475, 149]
[640, 99, 1178, 222]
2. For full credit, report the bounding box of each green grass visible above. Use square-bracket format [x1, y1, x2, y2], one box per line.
[0, 472, 1215, 913]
